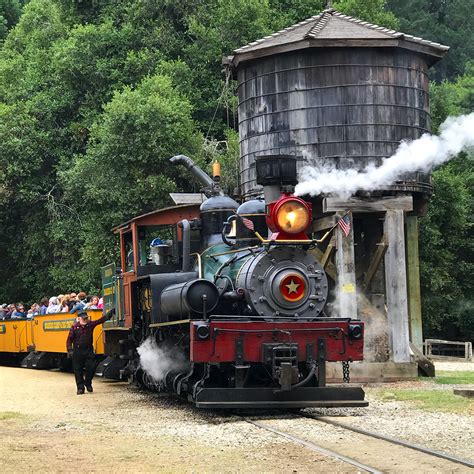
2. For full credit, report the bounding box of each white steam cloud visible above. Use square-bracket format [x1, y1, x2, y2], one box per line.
[295, 113, 474, 199]
[137, 338, 188, 382]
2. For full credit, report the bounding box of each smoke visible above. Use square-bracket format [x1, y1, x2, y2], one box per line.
[295, 113, 474, 199]
[137, 337, 188, 382]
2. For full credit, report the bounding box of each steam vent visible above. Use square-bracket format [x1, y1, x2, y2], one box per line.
[225, 9, 449, 380]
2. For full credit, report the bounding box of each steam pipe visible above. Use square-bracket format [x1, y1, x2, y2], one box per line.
[179, 219, 191, 272]
[170, 154, 214, 189]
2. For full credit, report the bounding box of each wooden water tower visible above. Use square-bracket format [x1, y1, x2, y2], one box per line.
[224, 8, 449, 379]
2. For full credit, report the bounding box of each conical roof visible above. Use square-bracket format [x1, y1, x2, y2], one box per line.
[225, 9, 449, 67]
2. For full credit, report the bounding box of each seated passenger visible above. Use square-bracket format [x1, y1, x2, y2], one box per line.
[67, 293, 78, 312]
[46, 297, 61, 314]
[84, 295, 99, 310]
[4, 304, 15, 319]
[0, 304, 7, 319]
[27, 303, 39, 318]
[39, 297, 49, 315]
[11, 304, 27, 319]
[60, 295, 71, 313]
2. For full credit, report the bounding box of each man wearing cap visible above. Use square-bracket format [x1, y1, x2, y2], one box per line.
[66, 308, 115, 394]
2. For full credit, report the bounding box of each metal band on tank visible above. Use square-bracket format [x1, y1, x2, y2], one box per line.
[236, 63, 429, 90]
[238, 84, 429, 108]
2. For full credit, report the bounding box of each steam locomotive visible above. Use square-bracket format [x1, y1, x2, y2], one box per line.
[98, 154, 367, 408]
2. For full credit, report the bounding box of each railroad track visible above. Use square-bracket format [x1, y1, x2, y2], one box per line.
[244, 413, 474, 472]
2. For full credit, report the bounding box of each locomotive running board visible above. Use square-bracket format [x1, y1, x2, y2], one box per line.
[193, 386, 368, 409]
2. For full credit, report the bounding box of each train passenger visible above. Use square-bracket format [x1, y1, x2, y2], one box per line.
[39, 297, 49, 315]
[27, 303, 39, 318]
[60, 295, 71, 313]
[3, 304, 15, 319]
[11, 304, 26, 319]
[84, 295, 99, 310]
[46, 297, 61, 314]
[66, 308, 115, 395]
[67, 293, 78, 311]
[70, 292, 88, 313]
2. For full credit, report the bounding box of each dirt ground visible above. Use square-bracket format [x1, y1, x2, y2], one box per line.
[1, 365, 472, 473]
[0, 366, 349, 473]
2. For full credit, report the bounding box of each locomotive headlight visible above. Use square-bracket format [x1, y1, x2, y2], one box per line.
[275, 199, 310, 234]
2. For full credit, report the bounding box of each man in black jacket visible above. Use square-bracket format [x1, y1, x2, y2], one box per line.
[66, 308, 115, 394]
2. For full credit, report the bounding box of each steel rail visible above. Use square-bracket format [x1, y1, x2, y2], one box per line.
[245, 418, 382, 474]
[301, 413, 474, 469]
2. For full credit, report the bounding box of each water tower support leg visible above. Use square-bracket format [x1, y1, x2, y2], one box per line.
[335, 212, 357, 320]
[384, 210, 410, 362]
[405, 215, 423, 350]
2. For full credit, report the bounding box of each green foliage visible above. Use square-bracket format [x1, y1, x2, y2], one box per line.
[420, 68, 474, 342]
[0, 0, 22, 42]
[52, 73, 200, 289]
[334, 0, 399, 29]
[420, 156, 474, 341]
[430, 64, 474, 131]
[387, 0, 474, 81]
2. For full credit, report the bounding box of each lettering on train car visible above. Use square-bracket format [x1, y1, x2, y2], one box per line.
[103, 287, 114, 297]
[104, 268, 113, 278]
[43, 319, 75, 331]
[0, 324, 5, 334]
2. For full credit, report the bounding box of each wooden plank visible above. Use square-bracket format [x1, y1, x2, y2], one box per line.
[410, 342, 435, 377]
[384, 209, 410, 362]
[321, 235, 336, 267]
[312, 215, 336, 233]
[323, 196, 413, 213]
[309, 247, 336, 281]
[335, 212, 357, 319]
[405, 216, 423, 350]
[362, 235, 388, 291]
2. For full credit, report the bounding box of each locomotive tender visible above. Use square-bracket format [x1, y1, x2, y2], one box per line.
[99, 154, 367, 408]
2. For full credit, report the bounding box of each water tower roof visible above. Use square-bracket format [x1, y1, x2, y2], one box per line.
[225, 9, 449, 68]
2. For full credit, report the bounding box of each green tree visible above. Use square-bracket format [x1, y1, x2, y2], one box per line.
[51, 73, 200, 289]
[420, 67, 474, 341]
[387, 0, 474, 81]
[334, 0, 399, 29]
[0, 0, 22, 41]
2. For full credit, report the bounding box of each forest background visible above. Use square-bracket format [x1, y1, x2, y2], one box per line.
[0, 0, 472, 341]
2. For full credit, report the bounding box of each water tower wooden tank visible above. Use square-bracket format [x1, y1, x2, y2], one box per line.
[225, 9, 449, 379]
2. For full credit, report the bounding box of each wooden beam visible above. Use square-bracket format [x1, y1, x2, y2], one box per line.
[406, 215, 423, 350]
[335, 212, 357, 319]
[309, 247, 336, 281]
[312, 215, 336, 233]
[321, 235, 336, 267]
[384, 210, 410, 362]
[362, 235, 388, 292]
[323, 196, 413, 213]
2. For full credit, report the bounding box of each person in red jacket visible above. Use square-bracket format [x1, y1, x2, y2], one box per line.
[66, 308, 114, 394]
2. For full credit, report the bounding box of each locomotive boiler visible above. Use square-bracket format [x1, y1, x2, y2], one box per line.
[99, 154, 367, 408]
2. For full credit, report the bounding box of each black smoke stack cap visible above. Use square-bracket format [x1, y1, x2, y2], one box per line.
[256, 155, 298, 187]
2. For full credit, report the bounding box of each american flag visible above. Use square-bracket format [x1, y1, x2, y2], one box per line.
[338, 214, 351, 237]
[241, 216, 255, 231]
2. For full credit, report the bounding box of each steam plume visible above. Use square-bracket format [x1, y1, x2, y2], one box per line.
[137, 337, 188, 382]
[295, 113, 474, 199]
